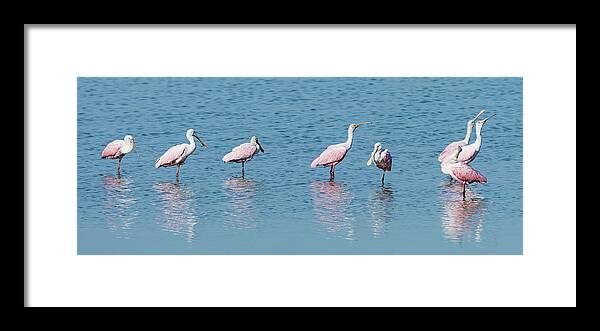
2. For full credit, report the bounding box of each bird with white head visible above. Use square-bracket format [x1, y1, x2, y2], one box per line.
[367, 142, 392, 185]
[222, 135, 265, 178]
[311, 122, 369, 181]
[155, 128, 208, 181]
[438, 109, 486, 163]
[101, 134, 135, 177]
[450, 113, 496, 165]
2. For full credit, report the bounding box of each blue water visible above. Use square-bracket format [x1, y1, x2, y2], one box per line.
[78, 77, 522, 254]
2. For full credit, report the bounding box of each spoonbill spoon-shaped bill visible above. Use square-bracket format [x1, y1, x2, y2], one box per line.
[367, 142, 392, 184]
[448, 113, 496, 165]
[438, 109, 486, 162]
[101, 134, 135, 177]
[223, 136, 265, 178]
[155, 128, 207, 181]
[441, 146, 487, 200]
[311, 122, 369, 181]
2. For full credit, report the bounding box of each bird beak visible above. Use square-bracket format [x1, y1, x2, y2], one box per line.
[453, 146, 462, 161]
[193, 134, 208, 147]
[482, 113, 496, 124]
[473, 109, 486, 121]
[356, 121, 370, 128]
[257, 142, 265, 153]
[367, 146, 377, 165]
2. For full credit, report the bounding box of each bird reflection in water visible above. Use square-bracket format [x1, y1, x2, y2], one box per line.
[368, 185, 394, 238]
[222, 178, 258, 230]
[102, 176, 137, 239]
[310, 181, 355, 241]
[154, 182, 198, 243]
[440, 182, 487, 244]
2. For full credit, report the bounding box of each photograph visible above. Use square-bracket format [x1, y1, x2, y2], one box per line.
[27, 25, 575, 307]
[78, 77, 522, 254]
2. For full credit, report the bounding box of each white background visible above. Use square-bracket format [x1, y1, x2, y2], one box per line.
[26, 25, 576, 307]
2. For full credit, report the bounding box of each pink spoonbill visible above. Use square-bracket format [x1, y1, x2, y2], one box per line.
[222, 136, 265, 178]
[311, 122, 369, 181]
[449, 113, 496, 165]
[367, 142, 392, 185]
[438, 109, 486, 163]
[155, 128, 208, 181]
[101, 134, 135, 177]
[441, 145, 487, 200]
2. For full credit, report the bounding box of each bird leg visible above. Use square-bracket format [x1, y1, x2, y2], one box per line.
[176, 164, 180, 181]
[241, 162, 245, 178]
[381, 171, 385, 185]
[462, 182, 467, 201]
[329, 165, 335, 182]
[117, 158, 122, 178]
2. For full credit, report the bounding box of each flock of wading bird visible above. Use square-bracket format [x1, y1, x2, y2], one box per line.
[100, 110, 495, 200]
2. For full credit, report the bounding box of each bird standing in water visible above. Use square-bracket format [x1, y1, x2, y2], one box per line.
[311, 122, 369, 181]
[222, 136, 265, 178]
[155, 128, 208, 181]
[367, 142, 392, 185]
[101, 134, 135, 177]
[441, 145, 487, 200]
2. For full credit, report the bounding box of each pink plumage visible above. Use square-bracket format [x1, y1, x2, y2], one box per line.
[223, 143, 258, 163]
[310, 122, 369, 181]
[454, 145, 478, 164]
[101, 135, 134, 177]
[450, 163, 487, 184]
[155, 144, 188, 168]
[439, 143, 479, 164]
[154, 128, 206, 181]
[223, 136, 264, 178]
[438, 141, 464, 162]
[311, 145, 348, 168]
[377, 149, 392, 171]
[101, 140, 124, 159]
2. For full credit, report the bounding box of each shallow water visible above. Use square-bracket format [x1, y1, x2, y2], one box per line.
[78, 77, 522, 254]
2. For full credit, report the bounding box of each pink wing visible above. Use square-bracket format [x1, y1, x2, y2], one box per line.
[101, 140, 124, 159]
[451, 163, 487, 184]
[311, 145, 348, 168]
[223, 143, 257, 163]
[438, 141, 464, 162]
[155, 144, 187, 168]
[380, 150, 392, 171]
[456, 145, 478, 164]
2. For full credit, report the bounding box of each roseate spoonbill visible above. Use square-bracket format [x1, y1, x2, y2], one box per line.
[438, 109, 486, 162]
[311, 122, 369, 181]
[101, 134, 135, 177]
[441, 146, 487, 200]
[222, 136, 265, 178]
[450, 113, 496, 165]
[155, 128, 208, 181]
[367, 142, 392, 185]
